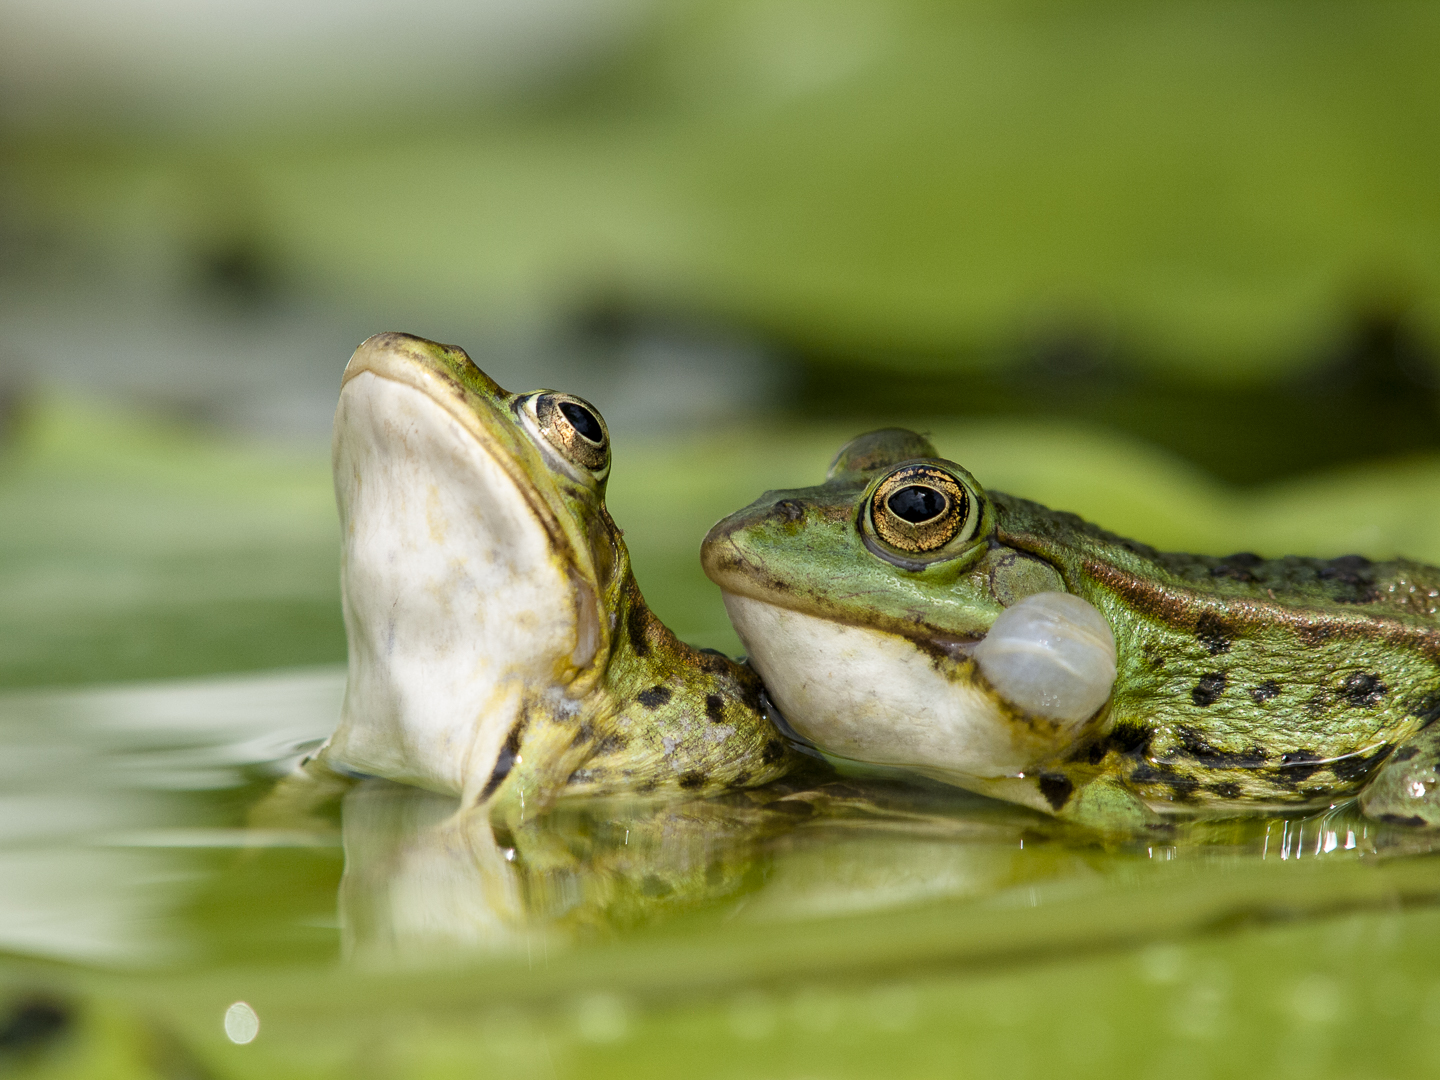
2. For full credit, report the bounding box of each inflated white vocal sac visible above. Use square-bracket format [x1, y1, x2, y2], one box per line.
[971, 591, 1117, 725]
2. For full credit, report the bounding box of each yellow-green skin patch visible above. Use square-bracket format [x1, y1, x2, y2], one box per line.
[705, 429, 1440, 824]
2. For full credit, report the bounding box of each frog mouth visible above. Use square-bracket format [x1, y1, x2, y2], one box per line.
[337, 333, 571, 561]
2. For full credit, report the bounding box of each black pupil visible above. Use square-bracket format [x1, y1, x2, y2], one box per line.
[559, 401, 604, 443]
[887, 485, 946, 523]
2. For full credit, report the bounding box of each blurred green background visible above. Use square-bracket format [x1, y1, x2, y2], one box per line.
[4, 5, 1440, 1077]
[3, 0, 1440, 680]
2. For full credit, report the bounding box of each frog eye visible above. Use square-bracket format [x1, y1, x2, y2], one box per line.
[530, 393, 610, 476]
[867, 465, 978, 556]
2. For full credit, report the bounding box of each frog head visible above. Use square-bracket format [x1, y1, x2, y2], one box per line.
[702, 428, 1116, 788]
[325, 333, 792, 815]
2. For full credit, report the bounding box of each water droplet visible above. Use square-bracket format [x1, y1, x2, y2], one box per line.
[224, 1001, 259, 1044]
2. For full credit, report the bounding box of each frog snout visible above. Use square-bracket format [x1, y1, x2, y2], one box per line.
[971, 592, 1117, 725]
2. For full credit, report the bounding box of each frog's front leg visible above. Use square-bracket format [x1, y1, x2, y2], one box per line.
[1055, 774, 1162, 830]
[1358, 724, 1440, 827]
[471, 700, 600, 830]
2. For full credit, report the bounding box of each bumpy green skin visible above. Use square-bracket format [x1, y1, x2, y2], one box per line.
[497, 578, 795, 809]
[335, 334, 794, 821]
[1005, 491, 1440, 818]
[705, 429, 1440, 824]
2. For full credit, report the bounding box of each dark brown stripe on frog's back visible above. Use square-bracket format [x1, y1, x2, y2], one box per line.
[991, 491, 1440, 622]
[1080, 558, 1440, 661]
[1035, 562, 1440, 810]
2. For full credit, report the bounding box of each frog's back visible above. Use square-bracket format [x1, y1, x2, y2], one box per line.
[993, 492, 1440, 813]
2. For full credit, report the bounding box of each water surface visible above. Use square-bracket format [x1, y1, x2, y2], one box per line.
[2, 668, 1438, 1078]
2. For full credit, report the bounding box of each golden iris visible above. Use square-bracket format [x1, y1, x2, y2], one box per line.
[870, 465, 971, 553]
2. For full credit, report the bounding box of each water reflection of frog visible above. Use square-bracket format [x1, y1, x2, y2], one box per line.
[703, 428, 1440, 828]
[309, 333, 795, 824]
[334, 774, 1067, 963]
[337, 781, 786, 962]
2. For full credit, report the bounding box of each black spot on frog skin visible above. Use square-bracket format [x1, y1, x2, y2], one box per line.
[1078, 721, 1153, 764]
[1194, 613, 1233, 655]
[678, 771, 705, 789]
[1191, 672, 1226, 707]
[1329, 743, 1394, 783]
[1394, 745, 1421, 762]
[627, 603, 650, 658]
[1109, 722, 1154, 756]
[704, 694, 726, 722]
[480, 715, 527, 800]
[1339, 672, 1388, 708]
[761, 739, 786, 764]
[1130, 762, 1201, 800]
[637, 686, 672, 709]
[640, 874, 672, 897]
[1038, 773, 1074, 810]
[1207, 781, 1242, 799]
[1173, 725, 1268, 769]
[728, 771, 751, 788]
[739, 676, 766, 717]
[696, 648, 731, 674]
[1249, 680, 1280, 704]
[1273, 750, 1324, 787]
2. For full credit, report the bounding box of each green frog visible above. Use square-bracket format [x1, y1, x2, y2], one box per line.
[702, 428, 1440, 827]
[311, 332, 794, 824]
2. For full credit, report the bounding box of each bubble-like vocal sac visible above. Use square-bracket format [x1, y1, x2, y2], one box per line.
[972, 591, 1117, 723]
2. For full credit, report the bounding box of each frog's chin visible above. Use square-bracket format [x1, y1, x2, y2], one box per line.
[324, 367, 593, 800]
[720, 592, 1107, 781]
